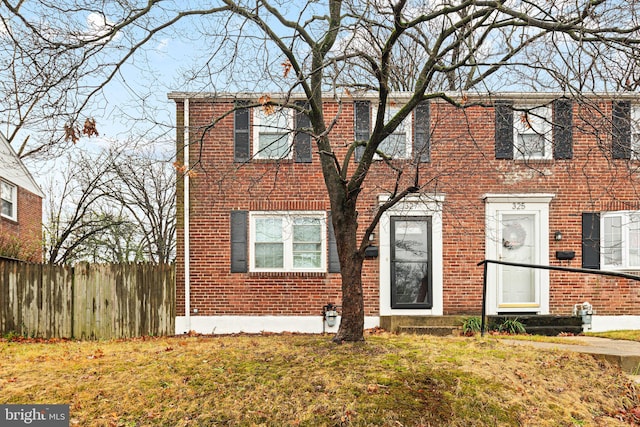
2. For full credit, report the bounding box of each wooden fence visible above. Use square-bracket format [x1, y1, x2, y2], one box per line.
[0, 259, 175, 339]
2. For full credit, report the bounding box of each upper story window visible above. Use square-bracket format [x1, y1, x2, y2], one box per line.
[253, 108, 293, 160]
[513, 105, 552, 160]
[372, 103, 413, 159]
[631, 105, 640, 160]
[601, 211, 640, 270]
[250, 211, 326, 272]
[0, 180, 16, 221]
[495, 99, 572, 161]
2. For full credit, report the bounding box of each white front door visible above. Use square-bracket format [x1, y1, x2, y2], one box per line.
[484, 194, 553, 315]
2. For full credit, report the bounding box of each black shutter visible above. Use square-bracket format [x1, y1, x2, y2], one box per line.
[294, 101, 312, 163]
[354, 101, 370, 162]
[230, 210, 248, 273]
[495, 101, 514, 159]
[414, 101, 430, 162]
[327, 212, 340, 273]
[234, 101, 250, 163]
[582, 212, 600, 270]
[612, 100, 631, 160]
[553, 98, 573, 159]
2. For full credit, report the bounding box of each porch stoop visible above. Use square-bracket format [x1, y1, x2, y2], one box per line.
[379, 316, 466, 336]
[380, 315, 584, 336]
[488, 315, 583, 336]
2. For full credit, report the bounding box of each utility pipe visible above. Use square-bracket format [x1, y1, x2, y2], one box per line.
[183, 98, 191, 333]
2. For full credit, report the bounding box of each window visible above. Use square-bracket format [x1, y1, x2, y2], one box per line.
[372, 103, 413, 159]
[601, 211, 640, 269]
[513, 105, 552, 160]
[250, 212, 326, 272]
[632, 105, 640, 160]
[253, 108, 293, 159]
[1, 180, 16, 220]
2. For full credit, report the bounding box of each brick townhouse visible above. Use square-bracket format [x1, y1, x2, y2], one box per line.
[170, 92, 640, 335]
[0, 132, 43, 262]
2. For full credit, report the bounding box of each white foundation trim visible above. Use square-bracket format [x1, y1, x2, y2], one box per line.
[589, 315, 640, 332]
[175, 316, 381, 335]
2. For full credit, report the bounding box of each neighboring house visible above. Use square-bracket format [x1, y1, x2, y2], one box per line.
[0, 132, 44, 262]
[170, 92, 640, 335]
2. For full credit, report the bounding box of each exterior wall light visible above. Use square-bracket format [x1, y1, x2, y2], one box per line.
[554, 231, 563, 241]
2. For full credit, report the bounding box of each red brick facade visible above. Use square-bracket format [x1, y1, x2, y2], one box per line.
[0, 185, 43, 261]
[173, 93, 640, 330]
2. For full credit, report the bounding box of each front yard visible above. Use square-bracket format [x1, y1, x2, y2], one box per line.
[1, 332, 638, 426]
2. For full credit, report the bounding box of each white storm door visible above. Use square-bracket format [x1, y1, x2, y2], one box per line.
[484, 194, 552, 315]
[499, 213, 538, 307]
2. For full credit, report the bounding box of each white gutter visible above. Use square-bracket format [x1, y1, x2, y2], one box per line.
[183, 98, 191, 333]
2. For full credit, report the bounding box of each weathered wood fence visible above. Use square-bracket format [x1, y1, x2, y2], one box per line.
[0, 259, 175, 339]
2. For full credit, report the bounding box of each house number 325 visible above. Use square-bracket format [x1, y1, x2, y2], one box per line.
[512, 202, 526, 210]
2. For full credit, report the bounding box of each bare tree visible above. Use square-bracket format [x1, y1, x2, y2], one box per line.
[4, 0, 640, 341]
[43, 151, 120, 264]
[106, 146, 176, 264]
[42, 143, 175, 265]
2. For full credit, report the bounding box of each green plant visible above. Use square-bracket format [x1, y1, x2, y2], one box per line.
[496, 318, 527, 335]
[461, 316, 482, 336]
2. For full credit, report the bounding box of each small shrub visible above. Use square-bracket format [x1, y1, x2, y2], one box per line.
[461, 316, 482, 336]
[496, 318, 527, 335]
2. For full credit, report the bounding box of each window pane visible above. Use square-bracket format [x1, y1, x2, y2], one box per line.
[393, 262, 429, 304]
[629, 214, 640, 267]
[293, 218, 320, 240]
[603, 216, 622, 266]
[257, 109, 290, 159]
[258, 133, 289, 158]
[293, 251, 321, 268]
[1, 199, 12, 217]
[517, 133, 545, 157]
[255, 243, 284, 268]
[255, 217, 284, 268]
[293, 217, 321, 268]
[256, 218, 282, 242]
[1, 182, 14, 217]
[394, 221, 429, 261]
[379, 133, 407, 157]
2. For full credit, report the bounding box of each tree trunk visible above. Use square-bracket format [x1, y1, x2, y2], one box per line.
[332, 253, 365, 342]
[330, 196, 366, 343]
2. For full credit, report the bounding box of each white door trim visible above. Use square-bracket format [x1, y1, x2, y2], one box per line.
[378, 193, 444, 316]
[483, 193, 554, 315]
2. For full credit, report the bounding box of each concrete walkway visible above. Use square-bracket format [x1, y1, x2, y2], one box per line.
[501, 336, 640, 375]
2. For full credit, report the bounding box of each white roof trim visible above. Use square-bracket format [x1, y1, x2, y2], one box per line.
[0, 132, 44, 198]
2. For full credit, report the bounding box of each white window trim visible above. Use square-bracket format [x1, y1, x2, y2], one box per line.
[1, 180, 17, 221]
[601, 210, 640, 271]
[249, 211, 327, 273]
[252, 108, 294, 160]
[513, 105, 552, 160]
[632, 105, 640, 160]
[371, 103, 413, 160]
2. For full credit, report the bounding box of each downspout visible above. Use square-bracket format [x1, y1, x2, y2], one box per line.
[183, 98, 191, 333]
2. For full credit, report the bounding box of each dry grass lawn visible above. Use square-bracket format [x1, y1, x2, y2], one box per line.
[1, 332, 639, 426]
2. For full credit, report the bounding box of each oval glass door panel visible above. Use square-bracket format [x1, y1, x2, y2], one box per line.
[499, 214, 537, 306]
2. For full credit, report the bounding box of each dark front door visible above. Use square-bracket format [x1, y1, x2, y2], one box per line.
[390, 216, 432, 309]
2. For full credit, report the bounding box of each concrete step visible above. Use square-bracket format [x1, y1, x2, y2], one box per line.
[380, 315, 466, 332]
[397, 325, 460, 336]
[488, 315, 583, 336]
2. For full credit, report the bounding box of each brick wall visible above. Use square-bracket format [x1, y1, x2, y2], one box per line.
[175, 96, 640, 318]
[0, 186, 43, 262]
